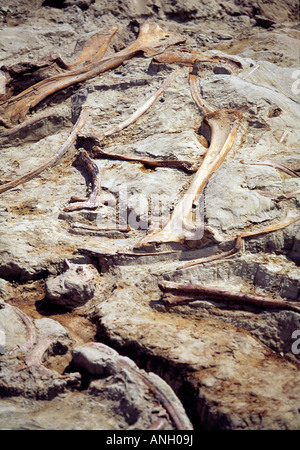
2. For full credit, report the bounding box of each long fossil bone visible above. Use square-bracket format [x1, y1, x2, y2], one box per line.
[241, 159, 300, 178]
[0, 106, 90, 194]
[92, 146, 198, 174]
[64, 149, 101, 211]
[258, 189, 300, 202]
[159, 280, 300, 313]
[81, 68, 179, 143]
[0, 22, 185, 127]
[137, 65, 243, 246]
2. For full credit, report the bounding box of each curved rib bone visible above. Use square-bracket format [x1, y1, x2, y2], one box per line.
[64, 149, 101, 211]
[154, 49, 242, 70]
[82, 68, 179, 143]
[241, 159, 300, 178]
[137, 66, 243, 246]
[0, 106, 90, 194]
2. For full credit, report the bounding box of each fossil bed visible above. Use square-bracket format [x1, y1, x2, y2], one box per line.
[0, 0, 299, 431]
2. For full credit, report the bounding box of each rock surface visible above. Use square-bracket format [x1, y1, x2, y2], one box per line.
[0, 0, 299, 430]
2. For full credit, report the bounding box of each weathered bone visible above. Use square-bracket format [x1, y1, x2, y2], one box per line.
[0, 106, 90, 194]
[64, 149, 101, 211]
[258, 189, 300, 202]
[176, 209, 300, 270]
[92, 146, 198, 174]
[8, 306, 37, 354]
[153, 49, 242, 70]
[159, 280, 300, 313]
[0, 108, 58, 137]
[137, 66, 243, 247]
[81, 68, 179, 143]
[241, 159, 300, 178]
[70, 222, 131, 232]
[0, 22, 184, 126]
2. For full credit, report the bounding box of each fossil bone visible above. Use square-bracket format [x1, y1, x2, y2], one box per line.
[70, 222, 131, 232]
[258, 189, 300, 202]
[8, 306, 37, 354]
[92, 146, 198, 173]
[159, 280, 300, 313]
[0, 106, 90, 194]
[137, 65, 243, 247]
[153, 49, 242, 70]
[0, 108, 58, 137]
[241, 159, 300, 178]
[176, 209, 300, 270]
[0, 22, 184, 127]
[81, 68, 179, 143]
[64, 149, 101, 211]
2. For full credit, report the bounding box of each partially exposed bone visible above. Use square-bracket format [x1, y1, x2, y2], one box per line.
[0, 106, 89, 194]
[258, 189, 300, 202]
[0, 22, 184, 126]
[177, 209, 300, 270]
[24, 334, 55, 369]
[64, 149, 101, 211]
[241, 159, 300, 178]
[176, 235, 242, 270]
[92, 146, 198, 174]
[153, 49, 242, 70]
[0, 108, 58, 137]
[82, 68, 179, 143]
[8, 307, 36, 354]
[189, 65, 214, 115]
[159, 280, 300, 313]
[70, 222, 131, 232]
[137, 66, 243, 246]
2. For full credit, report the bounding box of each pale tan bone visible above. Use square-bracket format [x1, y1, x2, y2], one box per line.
[81, 68, 179, 143]
[258, 189, 300, 202]
[137, 66, 243, 247]
[0, 107, 90, 194]
[0, 22, 185, 126]
[70, 222, 131, 232]
[8, 306, 37, 354]
[176, 209, 300, 270]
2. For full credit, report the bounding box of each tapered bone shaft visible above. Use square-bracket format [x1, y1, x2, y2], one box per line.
[137, 103, 242, 245]
[64, 149, 101, 211]
[70, 222, 131, 232]
[0, 22, 184, 126]
[82, 68, 179, 143]
[159, 280, 300, 312]
[0, 108, 58, 137]
[9, 307, 36, 354]
[92, 146, 197, 173]
[259, 189, 300, 202]
[241, 159, 300, 178]
[0, 106, 90, 194]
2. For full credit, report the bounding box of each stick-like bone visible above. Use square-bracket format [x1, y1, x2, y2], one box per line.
[92, 146, 198, 174]
[137, 66, 243, 246]
[241, 159, 300, 178]
[258, 189, 300, 202]
[8, 307, 36, 354]
[0, 22, 184, 126]
[154, 49, 242, 70]
[177, 209, 300, 270]
[70, 222, 131, 232]
[64, 149, 101, 211]
[82, 68, 179, 143]
[0, 107, 90, 194]
[159, 280, 300, 312]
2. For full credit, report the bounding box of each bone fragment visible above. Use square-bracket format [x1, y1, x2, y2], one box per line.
[153, 49, 242, 70]
[0, 106, 90, 194]
[70, 222, 131, 232]
[159, 280, 300, 313]
[258, 189, 300, 202]
[0, 22, 184, 126]
[64, 149, 101, 211]
[0, 108, 58, 137]
[82, 68, 180, 143]
[241, 159, 300, 178]
[137, 65, 243, 246]
[8, 307, 36, 354]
